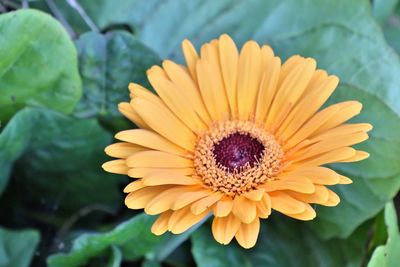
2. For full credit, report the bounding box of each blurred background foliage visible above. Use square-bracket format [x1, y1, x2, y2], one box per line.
[0, 0, 400, 266]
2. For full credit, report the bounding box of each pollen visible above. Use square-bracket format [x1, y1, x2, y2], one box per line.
[194, 120, 284, 196]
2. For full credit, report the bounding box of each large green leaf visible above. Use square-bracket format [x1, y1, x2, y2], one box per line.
[367, 202, 400, 267]
[73, 0, 400, 239]
[0, 9, 81, 122]
[74, 31, 159, 130]
[192, 216, 370, 267]
[0, 227, 40, 267]
[46, 214, 166, 267]
[0, 107, 123, 218]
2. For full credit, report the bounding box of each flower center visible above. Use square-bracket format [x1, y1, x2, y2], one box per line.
[194, 121, 284, 196]
[213, 133, 265, 172]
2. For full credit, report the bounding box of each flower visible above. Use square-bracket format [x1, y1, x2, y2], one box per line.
[102, 34, 371, 249]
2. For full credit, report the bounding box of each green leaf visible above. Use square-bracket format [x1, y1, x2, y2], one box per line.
[192, 216, 370, 267]
[0, 107, 123, 218]
[372, 0, 399, 25]
[367, 202, 400, 267]
[46, 214, 167, 267]
[0, 227, 40, 267]
[78, 0, 400, 239]
[0, 9, 81, 123]
[74, 31, 159, 130]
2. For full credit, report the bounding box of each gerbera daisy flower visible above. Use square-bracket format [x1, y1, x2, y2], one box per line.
[102, 34, 371, 249]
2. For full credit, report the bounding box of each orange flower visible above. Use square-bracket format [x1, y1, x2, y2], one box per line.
[103, 34, 371, 248]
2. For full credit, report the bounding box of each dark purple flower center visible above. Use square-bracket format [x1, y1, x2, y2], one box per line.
[213, 133, 265, 172]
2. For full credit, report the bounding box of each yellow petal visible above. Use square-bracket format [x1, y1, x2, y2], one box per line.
[237, 41, 262, 120]
[151, 211, 172, 235]
[243, 188, 265, 201]
[255, 56, 281, 123]
[285, 204, 316, 221]
[338, 150, 369, 162]
[278, 75, 339, 140]
[168, 206, 209, 234]
[142, 171, 198, 186]
[182, 39, 199, 81]
[199, 43, 229, 120]
[128, 83, 164, 107]
[123, 180, 145, 193]
[172, 188, 212, 210]
[212, 213, 241, 245]
[269, 192, 306, 214]
[292, 132, 368, 162]
[323, 189, 340, 206]
[126, 151, 193, 168]
[118, 102, 149, 129]
[257, 193, 272, 218]
[289, 147, 356, 169]
[125, 186, 171, 209]
[264, 177, 315, 193]
[286, 185, 330, 204]
[267, 58, 316, 128]
[102, 159, 128, 175]
[213, 196, 234, 217]
[191, 192, 223, 215]
[310, 123, 373, 142]
[219, 34, 239, 117]
[128, 167, 194, 178]
[284, 103, 342, 149]
[314, 101, 362, 135]
[105, 142, 146, 158]
[232, 195, 256, 223]
[147, 66, 205, 132]
[132, 97, 196, 151]
[162, 60, 210, 123]
[235, 218, 260, 249]
[196, 59, 229, 120]
[281, 167, 340, 185]
[338, 175, 353, 184]
[145, 186, 189, 215]
[278, 55, 304, 85]
[115, 129, 187, 156]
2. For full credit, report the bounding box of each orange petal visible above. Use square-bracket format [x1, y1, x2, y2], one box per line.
[232, 195, 257, 223]
[213, 196, 234, 217]
[243, 188, 265, 201]
[128, 167, 194, 178]
[105, 142, 146, 158]
[123, 180, 145, 193]
[269, 192, 306, 214]
[115, 129, 187, 156]
[235, 218, 260, 249]
[264, 177, 315, 193]
[151, 211, 173, 235]
[219, 34, 239, 117]
[171, 188, 213, 210]
[212, 213, 241, 245]
[126, 151, 193, 168]
[118, 102, 149, 129]
[142, 172, 198, 186]
[285, 204, 316, 221]
[323, 189, 340, 206]
[168, 206, 209, 234]
[102, 159, 128, 175]
[182, 39, 199, 81]
[286, 185, 330, 204]
[191, 192, 223, 215]
[281, 167, 340, 185]
[125, 186, 171, 209]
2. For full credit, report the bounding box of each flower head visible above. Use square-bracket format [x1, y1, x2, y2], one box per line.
[103, 34, 371, 249]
